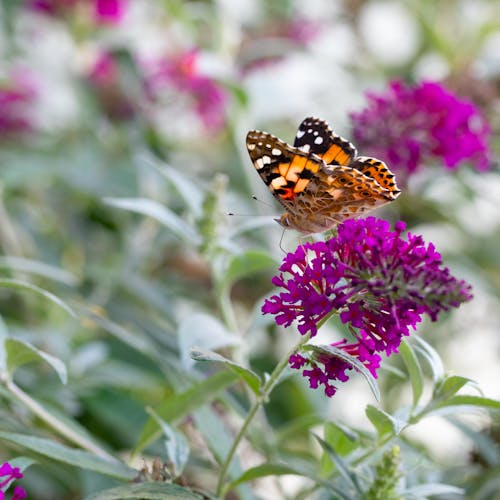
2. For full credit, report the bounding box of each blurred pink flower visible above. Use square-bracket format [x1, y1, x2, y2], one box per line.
[87, 51, 137, 120]
[350, 81, 492, 182]
[282, 18, 322, 45]
[93, 0, 126, 24]
[29, 0, 76, 16]
[146, 49, 227, 131]
[239, 17, 322, 74]
[0, 71, 37, 138]
[28, 0, 126, 23]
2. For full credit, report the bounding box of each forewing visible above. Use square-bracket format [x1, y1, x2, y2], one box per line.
[293, 116, 356, 166]
[246, 130, 325, 211]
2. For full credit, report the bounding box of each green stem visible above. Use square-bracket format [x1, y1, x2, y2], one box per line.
[6, 379, 115, 461]
[215, 332, 311, 498]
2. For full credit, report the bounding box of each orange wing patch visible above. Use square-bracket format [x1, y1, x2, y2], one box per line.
[319, 143, 354, 165]
[351, 157, 400, 198]
[294, 117, 356, 166]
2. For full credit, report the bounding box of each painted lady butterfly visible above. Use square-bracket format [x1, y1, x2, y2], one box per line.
[246, 117, 400, 234]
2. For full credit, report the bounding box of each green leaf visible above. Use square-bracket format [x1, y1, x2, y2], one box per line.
[76, 304, 163, 360]
[103, 197, 200, 244]
[147, 408, 190, 478]
[178, 313, 240, 370]
[305, 344, 380, 401]
[0, 256, 79, 286]
[135, 371, 238, 454]
[323, 421, 359, 456]
[402, 483, 464, 497]
[228, 463, 304, 488]
[413, 336, 444, 383]
[191, 406, 246, 491]
[227, 462, 350, 499]
[0, 315, 9, 372]
[0, 278, 75, 317]
[84, 482, 204, 499]
[142, 155, 203, 217]
[275, 414, 327, 444]
[426, 395, 500, 415]
[434, 375, 475, 400]
[5, 338, 67, 384]
[314, 434, 363, 496]
[399, 340, 424, 407]
[7, 456, 37, 472]
[0, 432, 135, 480]
[218, 250, 277, 292]
[366, 405, 407, 437]
[191, 348, 261, 395]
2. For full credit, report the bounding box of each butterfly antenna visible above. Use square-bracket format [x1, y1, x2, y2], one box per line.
[226, 211, 257, 217]
[251, 195, 275, 209]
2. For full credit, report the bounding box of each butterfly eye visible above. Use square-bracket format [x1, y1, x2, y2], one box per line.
[278, 214, 291, 228]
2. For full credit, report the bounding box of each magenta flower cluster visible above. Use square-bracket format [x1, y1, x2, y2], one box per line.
[350, 81, 491, 179]
[0, 462, 26, 500]
[262, 217, 473, 397]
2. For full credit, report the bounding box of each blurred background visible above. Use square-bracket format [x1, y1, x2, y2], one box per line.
[0, 0, 499, 498]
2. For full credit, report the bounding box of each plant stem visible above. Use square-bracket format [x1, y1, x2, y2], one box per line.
[215, 332, 311, 498]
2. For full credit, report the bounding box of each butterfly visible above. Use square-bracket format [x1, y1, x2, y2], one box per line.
[246, 116, 400, 234]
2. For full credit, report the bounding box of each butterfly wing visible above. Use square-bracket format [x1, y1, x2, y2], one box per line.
[246, 130, 325, 213]
[349, 156, 400, 199]
[294, 116, 357, 166]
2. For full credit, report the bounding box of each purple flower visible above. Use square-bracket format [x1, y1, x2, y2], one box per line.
[0, 462, 26, 500]
[145, 49, 227, 131]
[0, 71, 37, 138]
[262, 217, 472, 397]
[350, 81, 491, 181]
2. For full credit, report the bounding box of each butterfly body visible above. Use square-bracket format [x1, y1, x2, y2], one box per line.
[246, 117, 400, 234]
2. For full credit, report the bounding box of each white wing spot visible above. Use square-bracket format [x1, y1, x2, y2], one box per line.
[262, 155, 271, 164]
[314, 136, 323, 145]
[272, 148, 282, 156]
[265, 143, 271, 148]
[313, 131, 319, 136]
[307, 128, 313, 133]
[299, 144, 311, 153]
[247, 143, 256, 151]
[258, 142, 263, 146]
[255, 158, 264, 169]
[296, 130, 305, 139]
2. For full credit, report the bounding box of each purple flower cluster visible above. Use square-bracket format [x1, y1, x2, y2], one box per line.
[350, 81, 491, 180]
[146, 49, 227, 131]
[0, 71, 36, 138]
[0, 462, 26, 500]
[262, 217, 473, 397]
